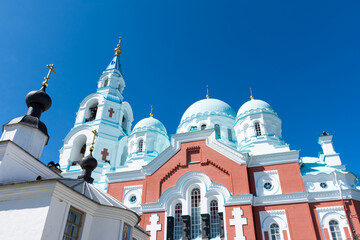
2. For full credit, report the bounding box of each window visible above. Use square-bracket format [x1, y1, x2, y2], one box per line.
[122, 115, 127, 132]
[201, 124, 206, 130]
[215, 124, 221, 138]
[85, 106, 97, 122]
[103, 79, 109, 87]
[227, 128, 233, 141]
[270, 223, 281, 240]
[255, 122, 262, 136]
[264, 182, 273, 190]
[191, 188, 201, 238]
[329, 220, 343, 240]
[210, 200, 220, 238]
[63, 207, 83, 240]
[138, 139, 143, 152]
[174, 203, 182, 240]
[320, 182, 328, 189]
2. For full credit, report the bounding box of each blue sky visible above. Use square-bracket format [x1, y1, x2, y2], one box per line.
[0, 1, 359, 174]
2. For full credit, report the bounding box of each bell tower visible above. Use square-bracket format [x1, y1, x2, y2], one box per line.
[59, 38, 134, 190]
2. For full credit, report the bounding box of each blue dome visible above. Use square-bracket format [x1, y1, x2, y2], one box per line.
[237, 99, 275, 118]
[180, 98, 236, 124]
[132, 117, 167, 134]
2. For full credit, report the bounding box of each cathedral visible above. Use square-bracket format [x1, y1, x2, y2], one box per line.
[58, 38, 360, 240]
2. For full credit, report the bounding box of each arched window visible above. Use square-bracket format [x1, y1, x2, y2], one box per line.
[255, 122, 262, 136]
[72, 143, 86, 165]
[191, 188, 201, 238]
[70, 135, 87, 165]
[215, 124, 221, 138]
[270, 223, 281, 240]
[174, 203, 182, 240]
[103, 79, 109, 87]
[210, 200, 220, 238]
[227, 128, 233, 141]
[85, 101, 98, 122]
[118, 83, 121, 91]
[122, 115, 128, 133]
[329, 220, 343, 240]
[138, 139, 143, 153]
[201, 124, 206, 130]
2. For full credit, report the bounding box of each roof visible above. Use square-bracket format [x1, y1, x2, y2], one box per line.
[237, 99, 275, 118]
[132, 116, 167, 135]
[180, 98, 236, 124]
[58, 178, 128, 208]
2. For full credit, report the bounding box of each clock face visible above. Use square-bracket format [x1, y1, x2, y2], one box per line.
[129, 195, 137, 203]
[320, 182, 327, 189]
[264, 182, 273, 190]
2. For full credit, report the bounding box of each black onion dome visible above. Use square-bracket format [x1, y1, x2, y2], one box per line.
[25, 87, 52, 112]
[80, 152, 98, 171]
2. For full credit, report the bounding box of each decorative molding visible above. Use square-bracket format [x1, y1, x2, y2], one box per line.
[248, 150, 300, 167]
[201, 159, 230, 175]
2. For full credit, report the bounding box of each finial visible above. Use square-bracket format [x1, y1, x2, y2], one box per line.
[42, 64, 55, 88]
[150, 105, 153, 117]
[89, 129, 98, 151]
[114, 36, 122, 56]
[206, 85, 210, 99]
[250, 88, 254, 100]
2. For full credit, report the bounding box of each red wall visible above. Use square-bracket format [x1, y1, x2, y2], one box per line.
[248, 162, 305, 196]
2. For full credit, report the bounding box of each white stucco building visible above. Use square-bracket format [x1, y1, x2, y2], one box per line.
[0, 64, 148, 240]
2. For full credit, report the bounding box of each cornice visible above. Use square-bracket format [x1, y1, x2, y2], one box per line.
[0, 141, 60, 180]
[248, 150, 300, 167]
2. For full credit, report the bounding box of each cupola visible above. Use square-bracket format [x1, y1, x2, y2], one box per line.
[126, 106, 170, 166]
[234, 90, 288, 154]
[177, 86, 236, 146]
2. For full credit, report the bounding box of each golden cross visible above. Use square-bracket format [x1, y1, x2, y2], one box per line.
[42, 64, 55, 87]
[89, 129, 98, 151]
[114, 36, 122, 56]
[206, 85, 210, 99]
[250, 88, 254, 99]
[150, 105, 153, 117]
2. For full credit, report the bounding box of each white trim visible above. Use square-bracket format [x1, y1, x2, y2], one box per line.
[248, 150, 300, 167]
[316, 206, 350, 240]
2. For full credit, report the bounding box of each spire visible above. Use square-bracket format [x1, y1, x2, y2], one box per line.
[78, 129, 98, 184]
[106, 37, 122, 71]
[150, 106, 153, 117]
[206, 85, 210, 99]
[250, 88, 254, 100]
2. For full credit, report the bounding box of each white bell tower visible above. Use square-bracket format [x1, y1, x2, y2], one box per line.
[59, 38, 134, 190]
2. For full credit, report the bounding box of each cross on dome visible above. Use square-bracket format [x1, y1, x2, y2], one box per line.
[150, 106, 153, 117]
[89, 129, 98, 151]
[42, 64, 55, 88]
[206, 85, 210, 99]
[250, 87, 254, 100]
[114, 36, 122, 56]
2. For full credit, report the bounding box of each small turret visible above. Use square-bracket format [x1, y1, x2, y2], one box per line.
[318, 132, 342, 167]
[1, 64, 55, 159]
[78, 130, 98, 183]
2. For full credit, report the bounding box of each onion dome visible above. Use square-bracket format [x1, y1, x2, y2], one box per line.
[80, 152, 98, 171]
[78, 150, 98, 184]
[180, 98, 236, 125]
[25, 87, 52, 114]
[236, 99, 275, 119]
[131, 116, 167, 135]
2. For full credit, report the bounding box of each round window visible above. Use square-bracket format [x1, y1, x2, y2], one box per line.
[129, 195, 137, 203]
[264, 182, 273, 190]
[320, 182, 327, 189]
